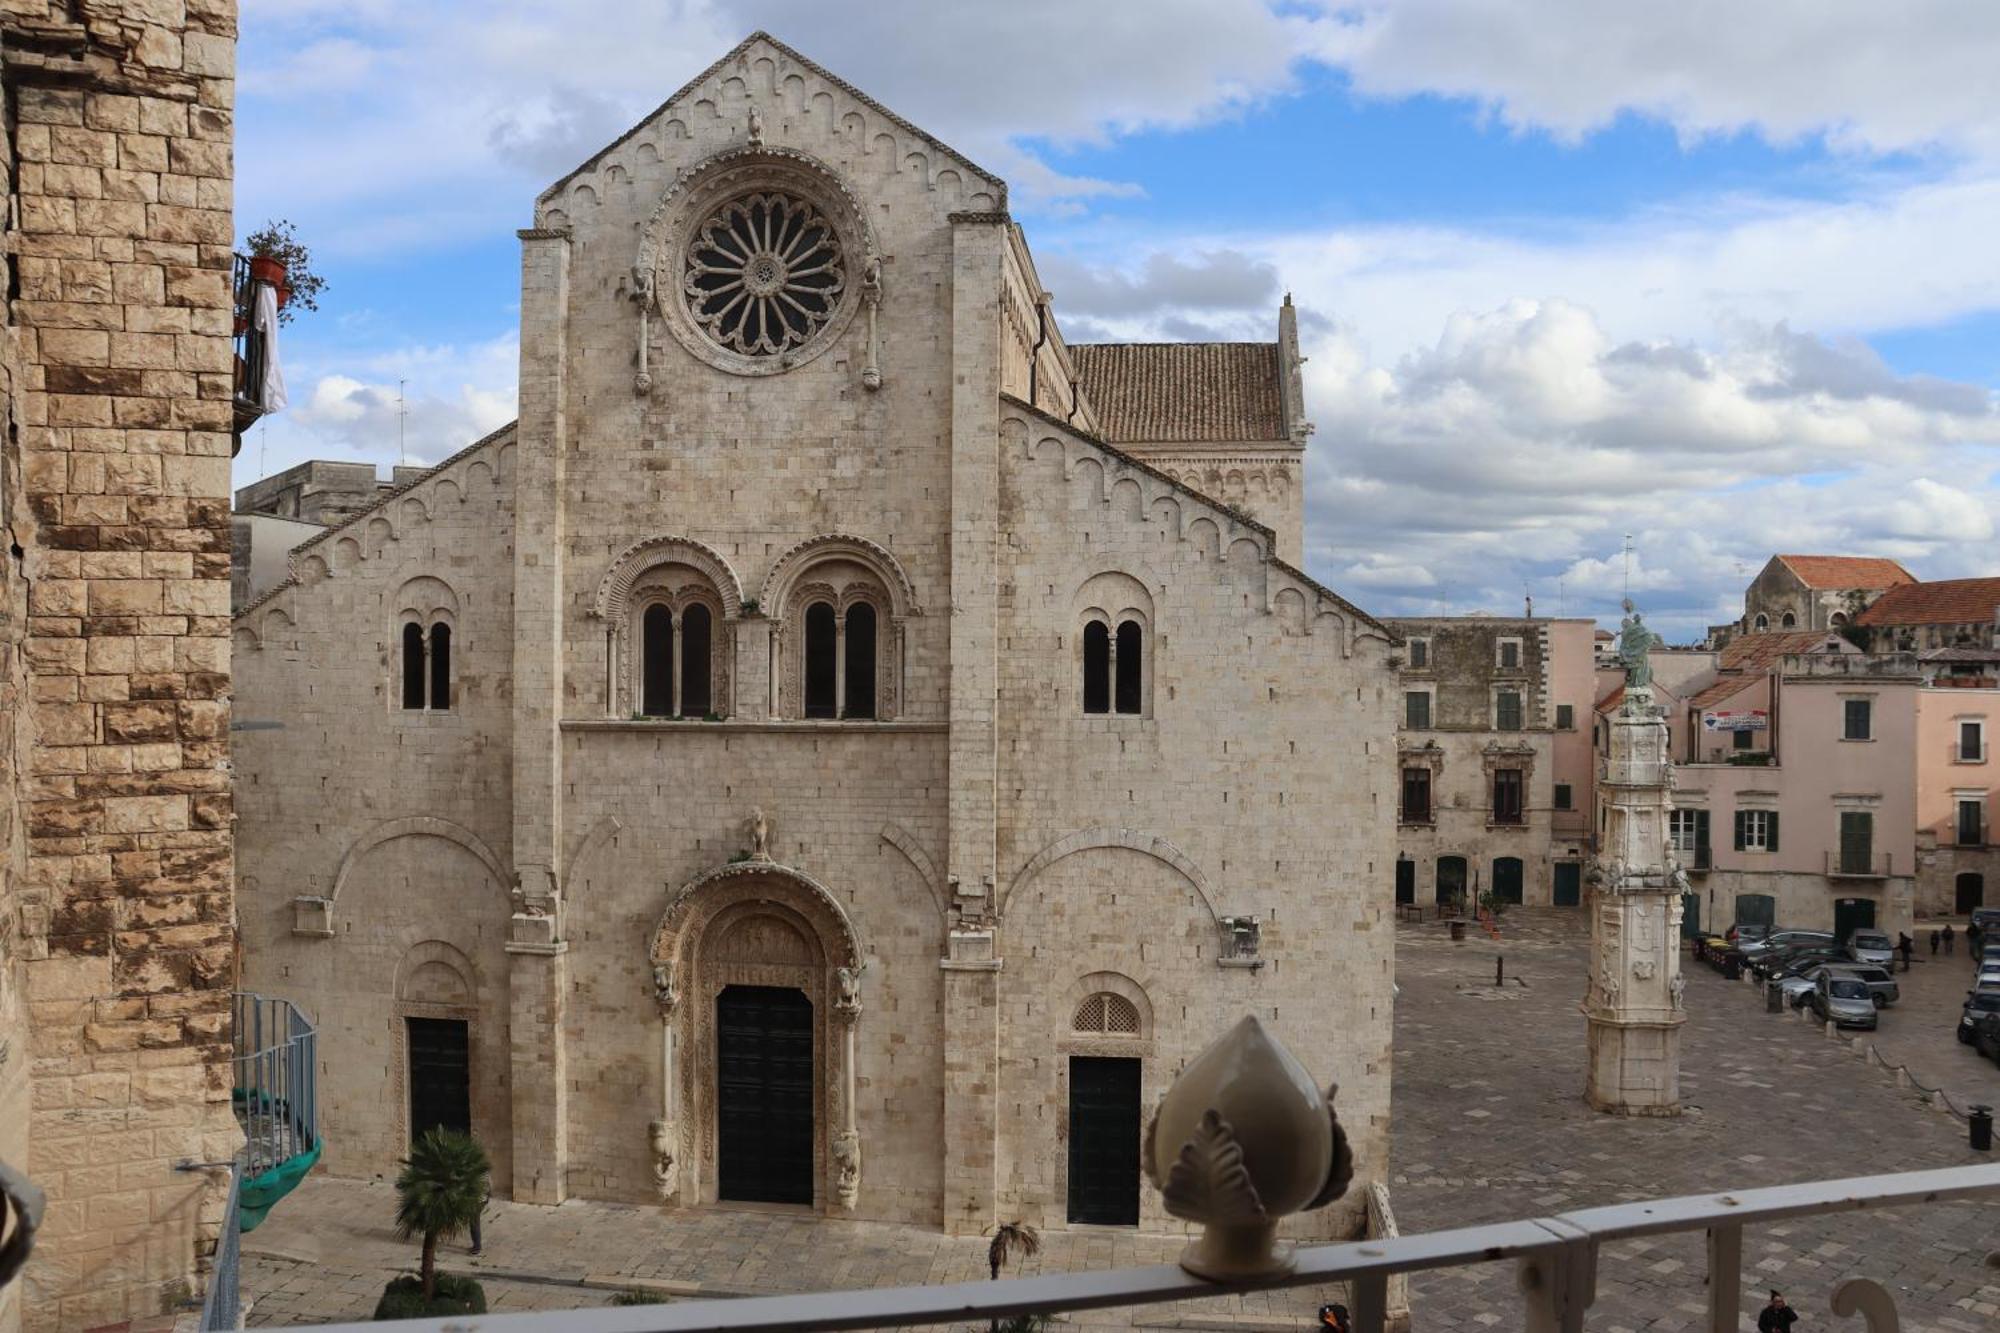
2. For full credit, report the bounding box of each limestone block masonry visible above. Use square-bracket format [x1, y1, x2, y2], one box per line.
[0, 4, 241, 1332]
[233, 32, 1399, 1245]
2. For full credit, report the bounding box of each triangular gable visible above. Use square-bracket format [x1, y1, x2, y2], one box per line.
[540, 31, 1005, 206]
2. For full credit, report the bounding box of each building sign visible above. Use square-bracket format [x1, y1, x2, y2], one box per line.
[1703, 709, 1768, 732]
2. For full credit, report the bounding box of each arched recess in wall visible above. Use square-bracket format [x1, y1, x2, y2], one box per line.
[998, 826, 1220, 927]
[879, 821, 948, 922]
[318, 817, 511, 926]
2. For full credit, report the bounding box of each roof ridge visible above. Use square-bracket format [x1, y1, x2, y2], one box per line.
[539, 31, 1003, 205]
[999, 392, 1390, 641]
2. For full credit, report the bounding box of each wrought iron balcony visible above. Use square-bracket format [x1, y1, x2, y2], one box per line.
[1825, 850, 1893, 879]
[277, 1164, 2000, 1333]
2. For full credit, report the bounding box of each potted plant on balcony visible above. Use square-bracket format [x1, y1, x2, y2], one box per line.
[243, 218, 327, 325]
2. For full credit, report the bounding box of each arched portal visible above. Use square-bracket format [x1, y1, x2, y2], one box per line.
[647, 861, 863, 1212]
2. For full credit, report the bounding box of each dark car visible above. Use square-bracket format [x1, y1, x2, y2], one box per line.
[1959, 989, 2000, 1044]
[1971, 907, 2000, 934]
[1754, 945, 1848, 981]
[1727, 923, 1772, 947]
[1974, 1011, 2000, 1065]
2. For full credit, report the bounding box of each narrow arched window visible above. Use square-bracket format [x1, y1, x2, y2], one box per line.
[1115, 620, 1142, 715]
[642, 605, 674, 717]
[843, 602, 877, 719]
[681, 604, 712, 718]
[428, 623, 451, 710]
[1082, 621, 1110, 714]
[804, 602, 838, 718]
[401, 623, 426, 710]
[1781, 611, 1797, 628]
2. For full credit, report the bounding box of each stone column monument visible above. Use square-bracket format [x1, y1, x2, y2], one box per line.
[1583, 601, 1687, 1115]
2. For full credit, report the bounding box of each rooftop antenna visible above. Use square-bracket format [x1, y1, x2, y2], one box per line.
[1557, 577, 1566, 618]
[1621, 533, 1634, 603]
[1524, 581, 1533, 618]
[397, 378, 408, 469]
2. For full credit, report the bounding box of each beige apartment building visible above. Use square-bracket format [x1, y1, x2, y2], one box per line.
[1387, 616, 1598, 910]
[0, 3, 242, 1331]
[230, 32, 1397, 1240]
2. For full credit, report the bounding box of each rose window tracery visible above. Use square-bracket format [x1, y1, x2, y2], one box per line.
[684, 192, 846, 356]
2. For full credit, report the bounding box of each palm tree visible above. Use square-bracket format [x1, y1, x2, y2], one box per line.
[393, 1129, 490, 1303]
[986, 1222, 1043, 1333]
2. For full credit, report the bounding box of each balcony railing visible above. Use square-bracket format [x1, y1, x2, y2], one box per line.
[1825, 851, 1893, 879]
[194, 1163, 242, 1333]
[283, 1164, 2000, 1333]
[234, 991, 318, 1179]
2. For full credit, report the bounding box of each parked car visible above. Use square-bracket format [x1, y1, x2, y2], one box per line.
[1958, 989, 2000, 1044]
[1977, 962, 2000, 990]
[1727, 923, 1772, 947]
[1746, 930, 1836, 968]
[1754, 945, 1847, 981]
[1973, 1011, 2000, 1065]
[1778, 968, 1825, 1007]
[1806, 974, 1879, 1029]
[1846, 930, 1894, 965]
[1970, 906, 2000, 934]
[1828, 963, 1899, 1007]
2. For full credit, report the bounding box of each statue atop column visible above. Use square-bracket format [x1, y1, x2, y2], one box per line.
[1584, 598, 1686, 1116]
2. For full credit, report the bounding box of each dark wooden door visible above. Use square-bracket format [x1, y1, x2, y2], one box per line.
[1553, 862, 1581, 907]
[717, 985, 815, 1204]
[1436, 856, 1467, 906]
[1833, 897, 1877, 944]
[1395, 860, 1416, 905]
[1492, 857, 1524, 904]
[1681, 892, 1701, 939]
[1067, 1057, 1140, 1225]
[1959, 872, 1986, 915]
[406, 1017, 470, 1144]
[1734, 893, 1775, 929]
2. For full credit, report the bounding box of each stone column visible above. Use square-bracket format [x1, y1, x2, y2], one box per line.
[941, 216, 1007, 1232]
[1583, 611, 1686, 1115]
[507, 226, 572, 1200]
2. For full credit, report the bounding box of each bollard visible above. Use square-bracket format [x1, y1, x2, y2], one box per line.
[1496, 955, 1505, 986]
[1723, 957, 1741, 981]
[1974, 1105, 1994, 1153]
[1766, 981, 1783, 1013]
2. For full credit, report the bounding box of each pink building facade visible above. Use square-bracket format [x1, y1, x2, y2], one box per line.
[1914, 686, 1999, 918]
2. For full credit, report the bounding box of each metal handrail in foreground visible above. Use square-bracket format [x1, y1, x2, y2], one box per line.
[282, 1163, 2000, 1333]
[194, 1162, 243, 1333]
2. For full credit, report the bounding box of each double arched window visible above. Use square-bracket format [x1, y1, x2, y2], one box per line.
[1081, 619, 1144, 715]
[394, 576, 458, 712]
[401, 622, 452, 710]
[638, 598, 719, 718]
[800, 594, 882, 719]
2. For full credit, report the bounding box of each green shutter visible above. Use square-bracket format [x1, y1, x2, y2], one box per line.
[1767, 811, 1780, 853]
[1733, 810, 1747, 851]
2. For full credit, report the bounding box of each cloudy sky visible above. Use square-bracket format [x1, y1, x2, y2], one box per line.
[236, 1, 2000, 640]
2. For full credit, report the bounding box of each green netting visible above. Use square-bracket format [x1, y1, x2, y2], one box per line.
[238, 1140, 321, 1233]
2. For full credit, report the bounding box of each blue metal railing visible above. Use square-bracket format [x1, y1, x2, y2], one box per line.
[234, 991, 318, 1177]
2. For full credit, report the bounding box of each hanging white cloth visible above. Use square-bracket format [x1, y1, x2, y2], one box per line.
[252, 280, 288, 412]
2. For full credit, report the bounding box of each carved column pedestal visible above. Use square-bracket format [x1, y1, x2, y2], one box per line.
[940, 927, 1000, 1235]
[507, 911, 569, 1202]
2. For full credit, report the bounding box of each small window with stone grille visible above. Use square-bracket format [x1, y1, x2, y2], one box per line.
[1072, 992, 1141, 1036]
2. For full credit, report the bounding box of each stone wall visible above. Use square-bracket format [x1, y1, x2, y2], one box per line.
[0, 4, 240, 1329]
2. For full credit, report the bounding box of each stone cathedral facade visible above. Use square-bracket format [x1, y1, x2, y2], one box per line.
[233, 33, 1397, 1238]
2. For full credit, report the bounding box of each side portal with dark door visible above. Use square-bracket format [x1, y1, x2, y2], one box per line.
[406, 1017, 470, 1144]
[1491, 856, 1524, 905]
[1395, 858, 1416, 905]
[1067, 1056, 1140, 1225]
[1959, 872, 1986, 915]
[1553, 861, 1582, 907]
[716, 985, 815, 1204]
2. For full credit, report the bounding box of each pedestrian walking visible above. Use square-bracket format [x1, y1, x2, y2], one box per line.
[1945, 923, 1956, 955]
[1758, 1291, 1799, 1332]
[1931, 929, 1941, 956]
[1318, 1305, 1351, 1332]
[468, 1181, 491, 1255]
[1898, 932, 1914, 971]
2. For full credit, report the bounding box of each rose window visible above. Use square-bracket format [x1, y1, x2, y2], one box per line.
[684, 192, 846, 356]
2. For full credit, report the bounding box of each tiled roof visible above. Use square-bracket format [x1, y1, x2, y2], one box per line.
[1688, 676, 1758, 711]
[1718, 630, 1850, 672]
[1069, 342, 1284, 444]
[1854, 577, 2000, 627]
[1775, 554, 1917, 590]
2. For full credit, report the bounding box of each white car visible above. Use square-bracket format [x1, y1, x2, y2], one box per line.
[1977, 963, 2000, 991]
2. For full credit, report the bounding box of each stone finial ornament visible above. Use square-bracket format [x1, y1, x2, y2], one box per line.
[1143, 1015, 1353, 1280]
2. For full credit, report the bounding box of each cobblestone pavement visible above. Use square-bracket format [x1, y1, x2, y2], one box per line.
[240, 908, 2000, 1331]
[1834, 934, 2000, 1118]
[1392, 909, 2000, 1331]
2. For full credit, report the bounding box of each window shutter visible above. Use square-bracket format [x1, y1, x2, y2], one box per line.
[1733, 810, 1747, 851]
[1695, 809, 1710, 849]
[1767, 811, 1780, 853]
